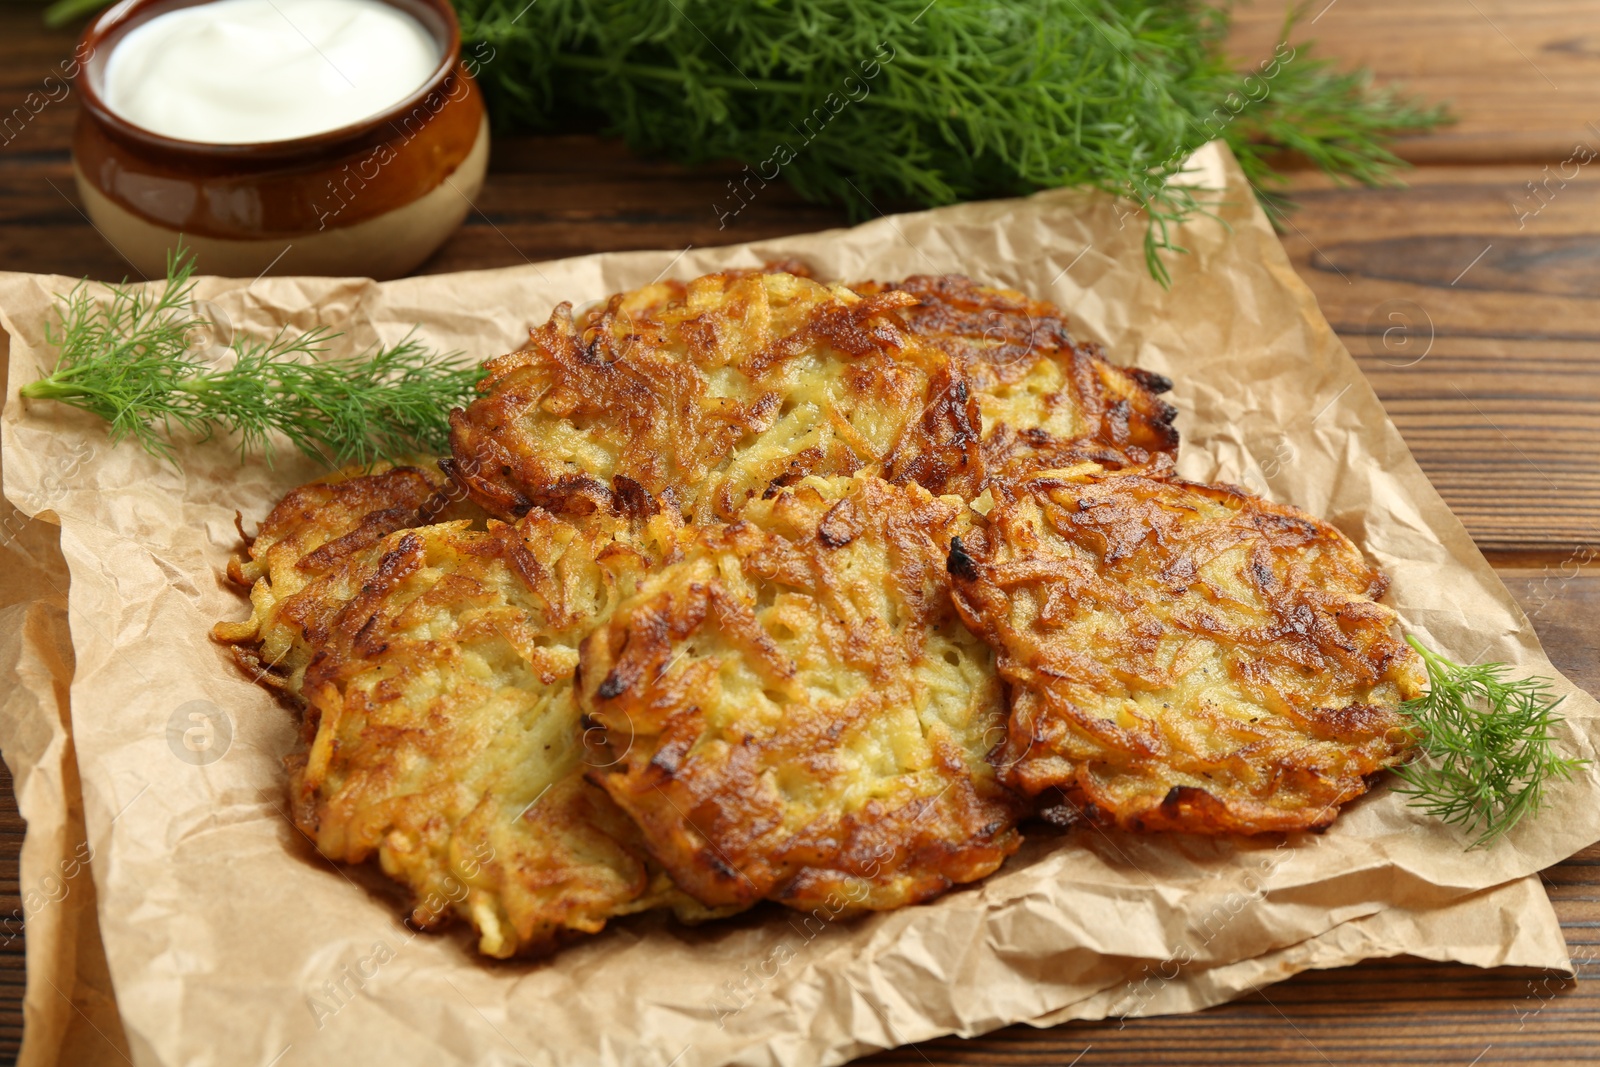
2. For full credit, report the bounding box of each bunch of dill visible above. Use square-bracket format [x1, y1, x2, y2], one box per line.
[455, 0, 1448, 282]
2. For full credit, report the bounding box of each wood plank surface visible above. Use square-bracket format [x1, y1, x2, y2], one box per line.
[1230, 0, 1600, 165]
[1309, 162, 1600, 554]
[3, 0, 1600, 1064]
[0, 764, 22, 1061]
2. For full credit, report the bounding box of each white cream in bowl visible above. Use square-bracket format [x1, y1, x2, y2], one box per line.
[101, 0, 441, 144]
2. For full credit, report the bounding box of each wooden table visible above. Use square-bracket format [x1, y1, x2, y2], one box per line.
[3, 1, 1599, 1062]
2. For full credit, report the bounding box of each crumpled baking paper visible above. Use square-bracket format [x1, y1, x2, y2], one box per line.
[1, 142, 1593, 1067]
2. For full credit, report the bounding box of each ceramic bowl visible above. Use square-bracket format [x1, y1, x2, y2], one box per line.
[72, 0, 488, 280]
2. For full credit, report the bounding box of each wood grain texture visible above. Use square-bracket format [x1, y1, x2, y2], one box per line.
[1230, 0, 1600, 165]
[1274, 165, 1600, 553]
[0, 763, 22, 1061]
[3, 2, 1600, 1064]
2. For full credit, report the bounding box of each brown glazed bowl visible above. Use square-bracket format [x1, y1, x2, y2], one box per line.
[72, 0, 488, 280]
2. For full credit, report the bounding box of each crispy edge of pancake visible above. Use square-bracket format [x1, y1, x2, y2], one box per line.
[567, 261, 817, 327]
[947, 464, 1424, 835]
[442, 270, 983, 526]
[851, 274, 1179, 477]
[576, 473, 1024, 914]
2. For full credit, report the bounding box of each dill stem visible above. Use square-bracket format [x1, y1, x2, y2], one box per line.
[18, 379, 89, 401]
[1405, 633, 1452, 671]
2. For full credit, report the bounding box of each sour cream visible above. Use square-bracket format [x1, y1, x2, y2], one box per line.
[101, 0, 441, 144]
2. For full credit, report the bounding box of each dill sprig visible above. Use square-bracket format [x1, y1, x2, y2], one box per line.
[456, 0, 1449, 283]
[1396, 635, 1586, 848]
[19, 250, 481, 468]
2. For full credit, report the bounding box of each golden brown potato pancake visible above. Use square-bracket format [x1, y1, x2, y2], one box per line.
[216, 476, 727, 956]
[444, 270, 982, 525]
[947, 465, 1423, 835]
[292, 512, 728, 955]
[851, 274, 1179, 477]
[576, 474, 1023, 914]
[212, 462, 463, 694]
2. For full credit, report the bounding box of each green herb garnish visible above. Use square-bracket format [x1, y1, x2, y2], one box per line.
[19, 250, 481, 468]
[1396, 635, 1585, 848]
[455, 0, 1449, 283]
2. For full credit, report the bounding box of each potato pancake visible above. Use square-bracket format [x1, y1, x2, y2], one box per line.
[216, 478, 727, 956]
[443, 270, 983, 525]
[212, 462, 463, 694]
[576, 474, 1023, 913]
[947, 465, 1423, 835]
[851, 274, 1179, 477]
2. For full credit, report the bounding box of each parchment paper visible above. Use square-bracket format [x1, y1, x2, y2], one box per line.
[2, 141, 1595, 1067]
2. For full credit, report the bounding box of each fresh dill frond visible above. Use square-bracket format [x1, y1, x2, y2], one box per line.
[1226, 50, 1451, 221]
[1396, 635, 1586, 848]
[455, 0, 1450, 284]
[20, 249, 481, 469]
